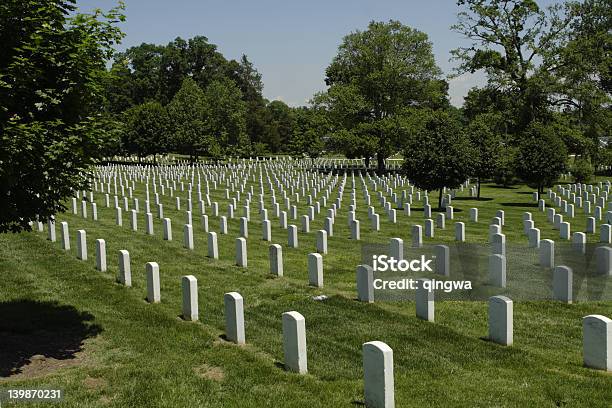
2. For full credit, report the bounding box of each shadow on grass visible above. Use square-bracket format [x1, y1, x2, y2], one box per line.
[453, 197, 494, 202]
[488, 185, 519, 189]
[500, 202, 538, 208]
[0, 300, 102, 377]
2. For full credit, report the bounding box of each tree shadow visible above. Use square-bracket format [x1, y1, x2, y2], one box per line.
[500, 202, 538, 208]
[488, 185, 519, 189]
[0, 300, 102, 377]
[453, 197, 494, 202]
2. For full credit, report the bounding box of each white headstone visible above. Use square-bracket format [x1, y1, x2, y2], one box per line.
[416, 278, 434, 322]
[146, 262, 160, 303]
[283, 311, 307, 374]
[489, 295, 513, 346]
[60, 221, 70, 250]
[95, 239, 106, 272]
[489, 254, 506, 287]
[270, 244, 283, 276]
[553, 265, 572, 303]
[224, 292, 245, 345]
[363, 341, 395, 408]
[434, 245, 449, 276]
[357, 265, 374, 303]
[582, 314, 611, 371]
[183, 224, 194, 250]
[118, 249, 131, 287]
[163, 218, 172, 240]
[182, 275, 198, 321]
[207, 232, 219, 259]
[308, 253, 323, 287]
[236, 237, 247, 267]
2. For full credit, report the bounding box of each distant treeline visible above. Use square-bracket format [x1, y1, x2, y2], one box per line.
[101, 36, 326, 160]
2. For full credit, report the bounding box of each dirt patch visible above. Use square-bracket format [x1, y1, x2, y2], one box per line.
[0, 336, 98, 381]
[0, 353, 81, 381]
[99, 395, 115, 405]
[83, 375, 108, 390]
[0, 300, 102, 380]
[194, 364, 225, 382]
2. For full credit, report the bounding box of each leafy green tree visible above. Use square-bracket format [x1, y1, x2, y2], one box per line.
[549, 113, 592, 156]
[93, 114, 125, 157]
[320, 20, 446, 172]
[112, 43, 164, 106]
[266, 101, 295, 152]
[167, 78, 216, 160]
[515, 122, 568, 199]
[452, 0, 575, 127]
[571, 157, 594, 184]
[401, 111, 474, 209]
[492, 146, 518, 187]
[289, 107, 328, 159]
[467, 113, 504, 197]
[107, 39, 270, 149]
[555, 0, 611, 145]
[204, 78, 248, 156]
[123, 102, 170, 163]
[452, 0, 610, 140]
[158, 36, 227, 105]
[0, 0, 124, 232]
[226, 55, 264, 104]
[102, 59, 134, 114]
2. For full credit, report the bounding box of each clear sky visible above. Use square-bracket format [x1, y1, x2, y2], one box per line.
[77, 0, 561, 107]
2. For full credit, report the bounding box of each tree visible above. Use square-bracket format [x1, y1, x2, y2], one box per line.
[266, 101, 295, 152]
[320, 20, 446, 172]
[123, 102, 169, 162]
[289, 107, 328, 159]
[452, 0, 610, 137]
[158, 36, 227, 105]
[0, 0, 124, 232]
[549, 112, 592, 156]
[571, 157, 594, 184]
[492, 145, 518, 187]
[515, 122, 568, 199]
[204, 78, 248, 156]
[400, 111, 474, 209]
[106, 39, 271, 151]
[167, 78, 215, 160]
[555, 0, 611, 146]
[452, 0, 575, 127]
[111, 43, 164, 106]
[467, 113, 504, 198]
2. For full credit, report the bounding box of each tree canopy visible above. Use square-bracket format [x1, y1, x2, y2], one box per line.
[0, 0, 124, 232]
[401, 110, 474, 208]
[317, 20, 448, 170]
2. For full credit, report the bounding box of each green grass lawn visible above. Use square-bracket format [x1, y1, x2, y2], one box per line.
[0, 173, 610, 407]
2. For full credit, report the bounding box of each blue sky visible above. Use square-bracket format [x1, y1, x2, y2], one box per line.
[77, 0, 561, 107]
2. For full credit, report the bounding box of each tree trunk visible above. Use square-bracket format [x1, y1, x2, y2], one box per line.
[438, 188, 443, 211]
[537, 184, 543, 201]
[376, 152, 385, 174]
[364, 156, 371, 169]
[477, 177, 481, 200]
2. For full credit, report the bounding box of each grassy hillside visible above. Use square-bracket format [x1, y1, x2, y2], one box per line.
[0, 176, 610, 407]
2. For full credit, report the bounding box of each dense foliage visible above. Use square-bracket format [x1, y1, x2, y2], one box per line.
[400, 110, 475, 208]
[315, 20, 448, 170]
[2, 0, 610, 231]
[0, 0, 124, 232]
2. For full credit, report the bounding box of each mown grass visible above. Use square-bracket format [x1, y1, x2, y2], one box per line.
[0, 173, 610, 407]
